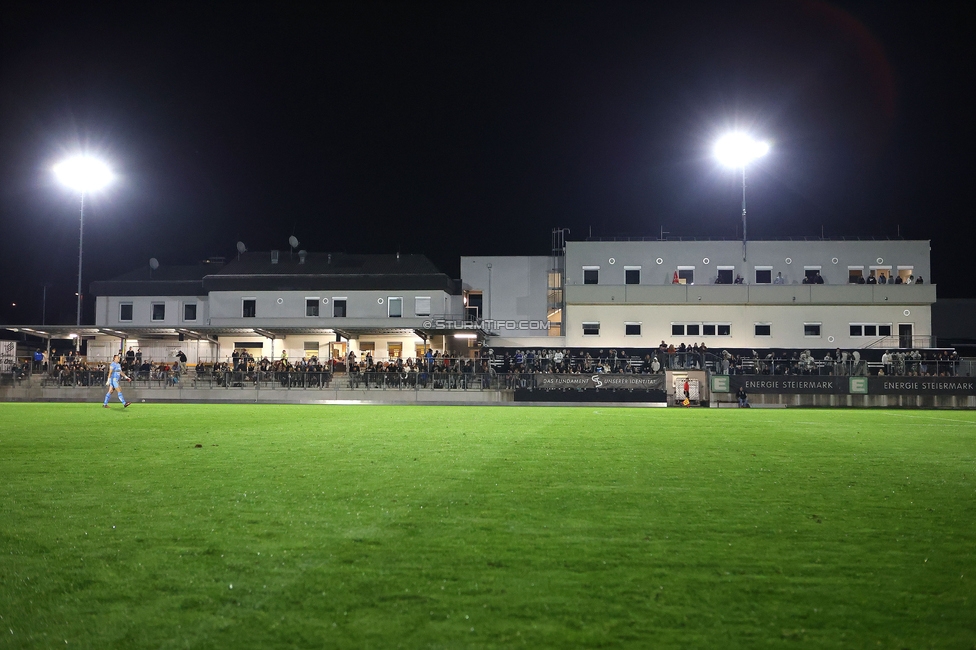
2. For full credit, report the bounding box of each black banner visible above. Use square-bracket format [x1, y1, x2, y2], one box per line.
[869, 377, 976, 395]
[535, 374, 666, 391]
[732, 376, 848, 394]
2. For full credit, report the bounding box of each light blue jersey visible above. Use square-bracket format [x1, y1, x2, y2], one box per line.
[109, 361, 122, 383]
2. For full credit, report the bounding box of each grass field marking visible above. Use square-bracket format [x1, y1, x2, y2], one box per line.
[879, 411, 976, 426]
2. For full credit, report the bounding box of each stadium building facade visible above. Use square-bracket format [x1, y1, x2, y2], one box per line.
[4, 236, 936, 366]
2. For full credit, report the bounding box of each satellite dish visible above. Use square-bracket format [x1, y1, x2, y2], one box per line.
[149, 258, 159, 270]
[236, 241, 247, 254]
[289, 235, 299, 249]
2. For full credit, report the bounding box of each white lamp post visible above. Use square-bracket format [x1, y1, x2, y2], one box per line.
[53, 156, 113, 325]
[714, 133, 769, 261]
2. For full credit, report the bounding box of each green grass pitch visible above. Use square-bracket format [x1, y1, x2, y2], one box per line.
[1, 403, 974, 648]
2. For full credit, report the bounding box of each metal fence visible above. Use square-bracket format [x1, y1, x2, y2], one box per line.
[26, 370, 548, 391]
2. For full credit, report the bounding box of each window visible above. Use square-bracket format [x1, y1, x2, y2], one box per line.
[870, 266, 892, 282]
[897, 266, 914, 283]
[359, 342, 375, 353]
[701, 323, 731, 336]
[583, 267, 599, 285]
[582, 322, 600, 336]
[804, 267, 822, 283]
[304, 341, 319, 353]
[677, 267, 694, 284]
[415, 296, 431, 317]
[804, 323, 822, 337]
[716, 267, 734, 284]
[754, 323, 771, 337]
[305, 298, 319, 317]
[183, 303, 197, 321]
[242, 299, 256, 318]
[625, 267, 641, 285]
[333, 298, 347, 318]
[465, 292, 482, 320]
[151, 303, 166, 321]
[119, 303, 133, 322]
[672, 323, 701, 337]
[388, 342, 402, 358]
[847, 266, 864, 283]
[755, 267, 772, 284]
[850, 323, 892, 337]
[625, 322, 641, 336]
[388, 297, 403, 318]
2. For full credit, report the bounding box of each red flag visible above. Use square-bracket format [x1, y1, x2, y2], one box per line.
[672, 271, 679, 284]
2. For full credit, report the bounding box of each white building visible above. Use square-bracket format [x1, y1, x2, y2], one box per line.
[460, 238, 935, 351]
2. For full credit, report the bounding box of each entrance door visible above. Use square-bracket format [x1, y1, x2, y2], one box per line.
[898, 323, 913, 349]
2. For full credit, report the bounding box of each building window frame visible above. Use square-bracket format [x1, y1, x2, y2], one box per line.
[754, 323, 772, 337]
[624, 266, 641, 285]
[676, 266, 695, 285]
[804, 323, 822, 337]
[151, 302, 166, 322]
[333, 297, 347, 318]
[583, 266, 600, 285]
[119, 302, 133, 322]
[625, 322, 641, 336]
[754, 266, 773, 284]
[305, 297, 320, 317]
[242, 298, 256, 319]
[716, 266, 735, 284]
[415, 296, 431, 317]
[582, 322, 600, 336]
[388, 296, 403, 318]
[183, 302, 197, 322]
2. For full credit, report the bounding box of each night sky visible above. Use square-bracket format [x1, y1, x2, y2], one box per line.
[1, 1, 972, 326]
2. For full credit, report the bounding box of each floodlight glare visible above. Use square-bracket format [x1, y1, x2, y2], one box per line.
[714, 133, 769, 168]
[53, 156, 113, 193]
[714, 133, 769, 261]
[55, 155, 114, 325]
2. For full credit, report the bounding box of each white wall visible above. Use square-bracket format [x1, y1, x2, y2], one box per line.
[565, 240, 932, 286]
[95, 296, 209, 327]
[565, 303, 931, 349]
[460, 256, 550, 338]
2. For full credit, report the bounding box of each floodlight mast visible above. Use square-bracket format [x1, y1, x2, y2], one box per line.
[53, 156, 113, 325]
[714, 134, 769, 261]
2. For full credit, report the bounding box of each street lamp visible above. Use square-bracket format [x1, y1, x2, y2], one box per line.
[714, 133, 769, 261]
[53, 156, 113, 325]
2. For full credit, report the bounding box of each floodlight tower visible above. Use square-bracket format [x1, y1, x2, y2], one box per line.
[53, 156, 113, 325]
[714, 133, 769, 261]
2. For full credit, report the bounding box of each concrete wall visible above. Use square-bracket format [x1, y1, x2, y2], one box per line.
[207, 289, 458, 325]
[565, 240, 932, 287]
[565, 302, 931, 349]
[95, 295, 209, 327]
[460, 256, 552, 338]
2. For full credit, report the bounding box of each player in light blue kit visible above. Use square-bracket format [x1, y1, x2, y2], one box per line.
[103, 354, 132, 408]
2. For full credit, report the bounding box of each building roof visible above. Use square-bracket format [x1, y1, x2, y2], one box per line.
[90, 253, 460, 296]
[89, 264, 214, 297]
[203, 252, 459, 293]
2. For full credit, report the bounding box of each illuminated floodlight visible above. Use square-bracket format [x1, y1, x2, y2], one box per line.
[53, 156, 113, 193]
[454, 333, 478, 339]
[54, 155, 114, 325]
[714, 133, 769, 168]
[714, 133, 769, 261]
